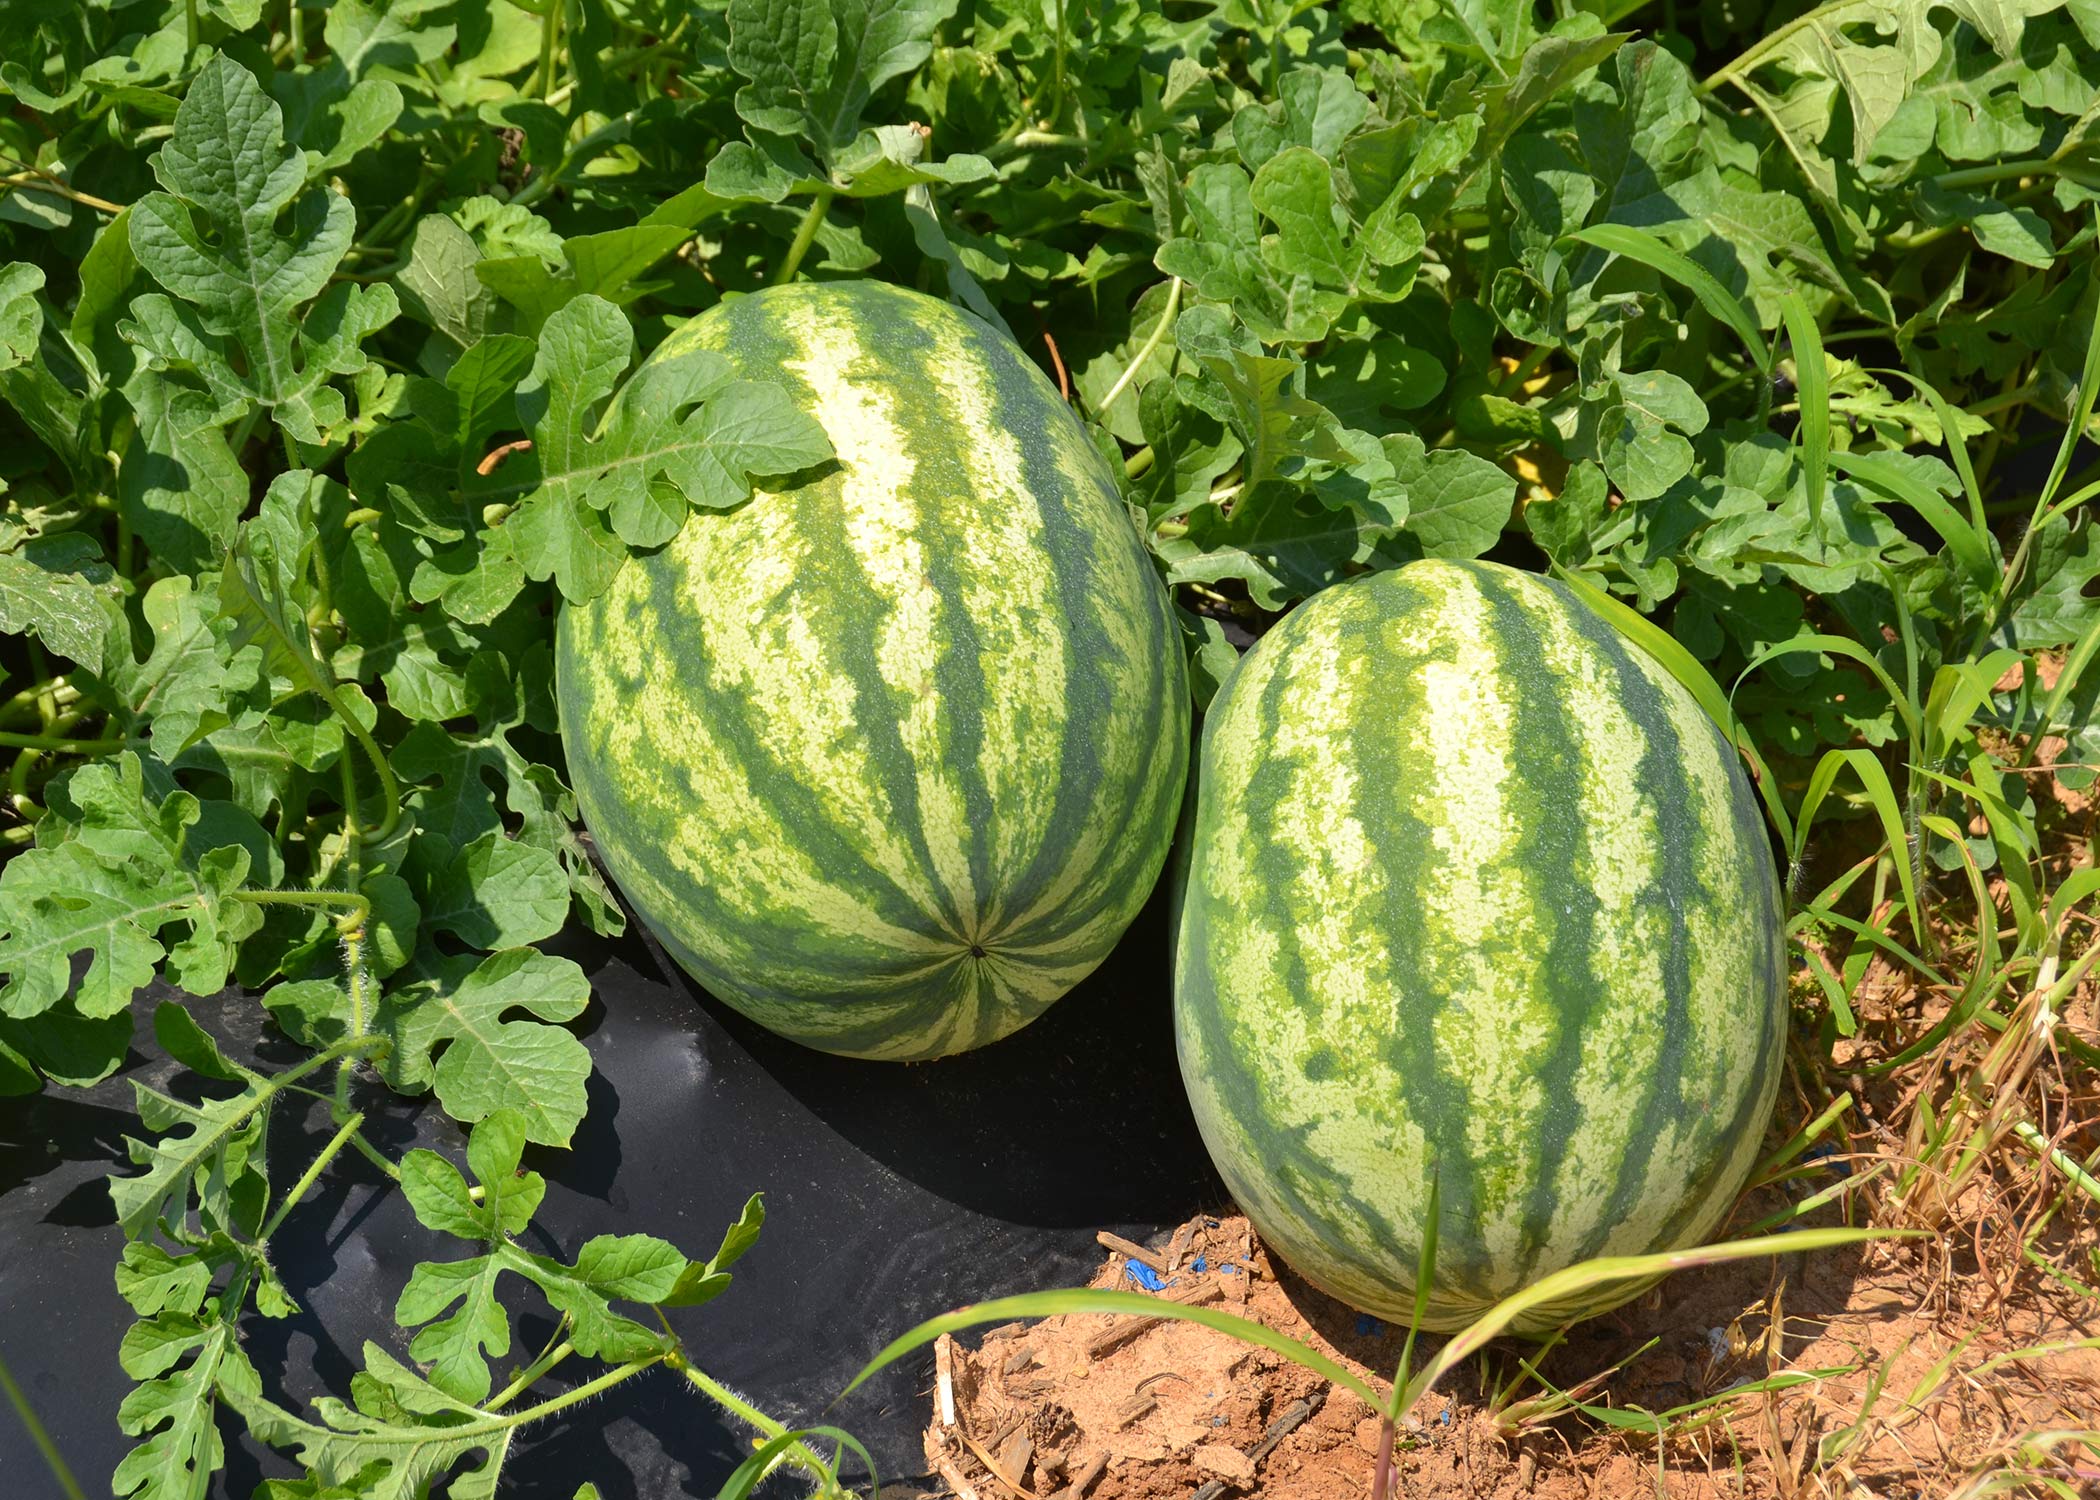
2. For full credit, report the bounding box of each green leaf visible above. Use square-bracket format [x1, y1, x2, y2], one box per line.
[115, 1242, 219, 1318]
[109, 1064, 276, 1241]
[0, 754, 262, 1022]
[377, 948, 593, 1145]
[0, 533, 122, 672]
[122, 56, 397, 446]
[1391, 439, 1516, 558]
[115, 1316, 254, 1500]
[482, 295, 832, 602]
[395, 1113, 682, 1398]
[225, 1346, 519, 1500]
[424, 831, 570, 950]
[1250, 147, 1351, 287]
[665, 1192, 767, 1307]
[1597, 369, 1710, 503]
[726, 0, 960, 164]
[118, 371, 249, 575]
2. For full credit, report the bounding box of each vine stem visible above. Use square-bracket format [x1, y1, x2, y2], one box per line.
[230, 888, 371, 924]
[258, 1111, 365, 1240]
[1098, 279, 1182, 413]
[533, 0, 564, 100]
[0, 729, 126, 753]
[666, 1354, 837, 1485]
[487, 1334, 576, 1411]
[495, 1356, 665, 1432]
[1930, 157, 2058, 191]
[775, 189, 836, 284]
[0, 174, 125, 216]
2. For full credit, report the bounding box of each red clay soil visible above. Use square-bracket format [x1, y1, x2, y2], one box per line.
[922, 1213, 2100, 1500]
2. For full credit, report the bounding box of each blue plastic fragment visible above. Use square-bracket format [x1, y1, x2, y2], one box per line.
[1191, 1256, 1208, 1272]
[1440, 1409, 1452, 1425]
[1125, 1260, 1172, 1292]
[1355, 1314, 1384, 1337]
[1803, 1142, 1852, 1178]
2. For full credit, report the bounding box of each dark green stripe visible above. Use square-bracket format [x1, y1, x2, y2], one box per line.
[1541, 573, 1707, 1265]
[972, 313, 1174, 948]
[1184, 583, 1424, 1293]
[1465, 567, 1605, 1280]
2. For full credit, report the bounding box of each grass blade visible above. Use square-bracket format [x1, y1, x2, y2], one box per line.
[1791, 747, 1922, 950]
[1734, 634, 1922, 748]
[1869, 365, 1989, 536]
[1566, 224, 1769, 372]
[1826, 449, 1995, 598]
[1402, 1227, 1913, 1411]
[2017, 608, 2100, 768]
[717, 1424, 877, 1500]
[840, 1289, 1387, 1412]
[1780, 291, 1830, 543]
[2035, 233, 2100, 516]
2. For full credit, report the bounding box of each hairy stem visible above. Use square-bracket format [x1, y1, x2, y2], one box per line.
[775, 189, 836, 284]
[487, 1334, 576, 1412]
[258, 1111, 365, 1240]
[1098, 279, 1182, 413]
[667, 1356, 837, 1485]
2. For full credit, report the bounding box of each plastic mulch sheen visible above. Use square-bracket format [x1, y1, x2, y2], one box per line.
[0, 881, 1224, 1498]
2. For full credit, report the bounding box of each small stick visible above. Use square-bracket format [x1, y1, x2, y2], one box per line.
[1043, 330, 1070, 401]
[476, 438, 533, 475]
[1055, 1452, 1108, 1500]
[1096, 1230, 1169, 1273]
[1085, 1279, 1223, 1360]
[1247, 1390, 1324, 1464]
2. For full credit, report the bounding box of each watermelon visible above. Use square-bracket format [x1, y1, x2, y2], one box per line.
[557, 281, 1189, 1061]
[1174, 560, 1786, 1332]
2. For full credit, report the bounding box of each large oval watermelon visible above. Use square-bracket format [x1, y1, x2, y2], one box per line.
[559, 281, 1189, 1061]
[1174, 559, 1785, 1332]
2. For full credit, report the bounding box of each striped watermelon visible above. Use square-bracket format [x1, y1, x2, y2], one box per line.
[1174, 560, 1786, 1332]
[558, 281, 1189, 1061]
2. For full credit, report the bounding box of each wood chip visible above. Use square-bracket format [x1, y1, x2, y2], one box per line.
[957, 1427, 1035, 1500]
[1054, 1451, 1108, 1500]
[1164, 1221, 1197, 1272]
[1084, 1278, 1223, 1361]
[1111, 1393, 1156, 1429]
[995, 1427, 1034, 1488]
[1094, 1230, 1168, 1273]
[1190, 1483, 1227, 1500]
[934, 1334, 957, 1427]
[1002, 1346, 1038, 1377]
